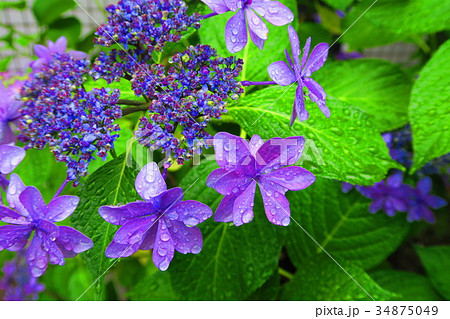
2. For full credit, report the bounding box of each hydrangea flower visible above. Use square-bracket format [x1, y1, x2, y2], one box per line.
[134, 44, 244, 164]
[99, 162, 212, 271]
[0, 251, 45, 300]
[267, 25, 329, 125]
[0, 174, 93, 277]
[201, 0, 294, 53]
[358, 173, 412, 216]
[0, 144, 25, 192]
[19, 51, 122, 183]
[95, 0, 201, 52]
[207, 132, 315, 226]
[407, 177, 447, 223]
[30, 36, 87, 72]
[0, 81, 23, 145]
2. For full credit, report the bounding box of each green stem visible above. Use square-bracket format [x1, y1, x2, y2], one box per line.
[278, 268, 294, 280]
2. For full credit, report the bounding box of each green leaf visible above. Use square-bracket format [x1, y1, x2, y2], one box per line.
[71, 154, 140, 300]
[410, 40, 450, 172]
[281, 255, 395, 301]
[0, 57, 13, 72]
[0, 1, 26, 10]
[127, 270, 178, 301]
[314, 59, 413, 132]
[228, 86, 401, 185]
[415, 245, 450, 300]
[169, 161, 286, 300]
[322, 0, 354, 10]
[341, 1, 406, 50]
[246, 270, 280, 301]
[198, 0, 297, 82]
[83, 77, 142, 102]
[47, 17, 81, 48]
[361, 0, 450, 36]
[286, 178, 409, 270]
[370, 269, 442, 301]
[32, 0, 76, 26]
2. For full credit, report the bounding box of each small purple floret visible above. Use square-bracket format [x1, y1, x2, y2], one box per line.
[201, 0, 294, 53]
[267, 25, 329, 125]
[407, 177, 447, 223]
[99, 162, 212, 271]
[0, 175, 93, 277]
[207, 132, 315, 226]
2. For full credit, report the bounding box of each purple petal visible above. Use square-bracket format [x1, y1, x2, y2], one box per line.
[303, 77, 330, 117]
[213, 132, 251, 168]
[259, 179, 291, 226]
[168, 200, 212, 226]
[7, 174, 27, 217]
[99, 201, 157, 226]
[200, 0, 230, 14]
[52, 36, 67, 53]
[30, 58, 47, 71]
[138, 223, 158, 250]
[26, 235, 48, 277]
[261, 166, 315, 191]
[0, 145, 25, 175]
[251, 1, 294, 26]
[42, 235, 65, 266]
[214, 194, 237, 223]
[0, 206, 29, 225]
[425, 194, 447, 210]
[291, 84, 308, 125]
[224, 0, 239, 11]
[0, 123, 15, 145]
[113, 215, 158, 245]
[300, 37, 311, 68]
[33, 44, 51, 60]
[210, 170, 252, 196]
[0, 225, 32, 251]
[55, 226, 93, 256]
[152, 219, 175, 271]
[249, 135, 264, 155]
[387, 172, 404, 188]
[248, 23, 266, 50]
[255, 136, 305, 171]
[246, 8, 268, 40]
[232, 180, 256, 226]
[105, 240, 142, 258]
[303, 43, 329, 76]
[225, 9, 248, 53]
[46, 195, 79, 222]
[206, 168, 229, 189]
[68, 50, 88, 60]
[417, 177, 432, 195]
[19, 186, 46, 221]
[159, 187, 184, 211]
[267, 61, 296, 86]
[342, 182, 354, 193]
[167, 219, 203, 254]
[288, 25, 301, 74]
[369, 198, 384, 213]
[135, 162, 167, 200]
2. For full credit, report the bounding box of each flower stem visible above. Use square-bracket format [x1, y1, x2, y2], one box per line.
[202, 12, 219, 19]
[241, 81, 277, 87]
[122, 105, 150, 116]
[118, 99, 147, 106]
[53, 179, 69, 199]
[278, 267, 294, 280]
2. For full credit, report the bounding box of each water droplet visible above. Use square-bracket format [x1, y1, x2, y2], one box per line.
[191, 244, 201, 254]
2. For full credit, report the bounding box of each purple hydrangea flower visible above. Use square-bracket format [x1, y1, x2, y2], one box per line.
[0, 174, 93, 277]
[0, 81, 23, 145]
[19, 51, 122, 184]
[133, 44, 244, 165]
[99, 162, 213, 271]
[358, 173, 412, 217]
[30, 36, 87, 72]
[201, 0, 294, 53]
[95, 0, 201, 52]
[207, 132, 315, 226]
[268, 25, 329, 125]
[407, 177, 447, 223]
[0, 144, 25, 192]
[0, 251, 45, 300]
